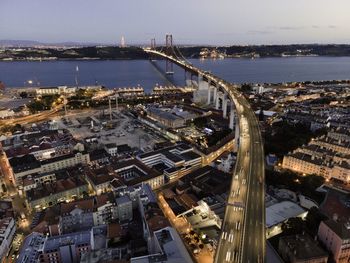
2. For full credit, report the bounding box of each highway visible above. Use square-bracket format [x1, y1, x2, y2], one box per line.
[144, 48, 265, 263]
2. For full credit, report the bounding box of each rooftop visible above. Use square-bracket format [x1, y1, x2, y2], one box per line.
[279, 234, 328, 261]
[116, 195, 131, 206]
[44, 230, 91, 252]
[84, 165, 118, 186]
[147, 107, 184, 121]
[9, 154, 41, 173]
[323, 219, 350, 240]
[112, 159, 162, 186]
[26, 175, 87, 202]
[266, 201, 306, 228]
[17, 232, 46, 263]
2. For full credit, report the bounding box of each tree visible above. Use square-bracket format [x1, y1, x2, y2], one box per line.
[193, 117, 208, 128]
[305, 207, 328, 236]
[281, 217, 305, 235]
[258, 108, 264, 121]
[19, 91, 28, 98]
[12, 124, 23, 133]
[240, 84, 252, 92]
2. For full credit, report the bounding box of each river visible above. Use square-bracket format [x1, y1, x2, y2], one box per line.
[1, 56, 350, 92]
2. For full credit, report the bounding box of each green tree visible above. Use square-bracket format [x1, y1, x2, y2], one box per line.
[19, 91, 28, 98]
[258, 108, 264, 121]
[305, 207, 328, 236]
[281, 217, 305, 235]
[240, 84, 252, 92]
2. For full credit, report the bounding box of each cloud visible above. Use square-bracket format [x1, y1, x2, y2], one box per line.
[248, 30, 273, 35]
[279, 26, 304, 30]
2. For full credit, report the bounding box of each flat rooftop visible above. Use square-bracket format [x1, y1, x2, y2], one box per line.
[266, 201, 306, 228]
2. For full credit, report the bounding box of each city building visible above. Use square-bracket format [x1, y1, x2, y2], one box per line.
[179, 200, 222, 234]
[3, 129, 78, 165]
[282, 132, 350, 183]
[266, 201, 307, 238]
[178, 166, 231, 196]
[35, 86, 61, 95]
[114, 183, 157, 208]
[0, 108, 15, 119]
[146, 107, 186, 128]
[0, 217, 16, 261]
[318, 219, 350, 263]
[17, 226, 107, 263]
[278, 234, 328, 263]
[9, 150, 90, 185]
[93, 194, 118, 226]
[0, 201, 14, 219]
[26, 173, 88, 210]
[104, 143, 132, 157]
[112, 159, 164, 189]
[84, 166, 118, 195]
[116, 195, 133, 223]
[58, 204, 95, 234]
[116, 86, 144, 98]
[35, 86, 99, 96]
[131, 226, 192, 263]
[88, 148, 110, 165]
[40, 230, 92, 263]
[80, 247, 128, 263]
[16, 232, 46, 263]
[40, 150, 89, 173]
[137, 143, 202, 181]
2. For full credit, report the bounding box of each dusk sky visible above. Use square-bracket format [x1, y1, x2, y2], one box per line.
[1, 0, 350, 45]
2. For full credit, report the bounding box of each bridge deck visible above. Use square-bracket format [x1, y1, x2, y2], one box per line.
[144, 49, 265, 263]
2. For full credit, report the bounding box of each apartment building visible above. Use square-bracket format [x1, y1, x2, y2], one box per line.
[131, 227, 192, 263]
[26, 174, 88, 210]
[0, 217, 16, 261]
[278, 234, 328, 263]
[137, 143, 202, 181]
[9, 151, 90, 185]
[112, 159, 164, 189]
[318, 220, 350, 263]
[282, 132, 350, 183]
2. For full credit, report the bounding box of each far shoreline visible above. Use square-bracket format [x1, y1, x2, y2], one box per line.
[4, 54, 350, 62]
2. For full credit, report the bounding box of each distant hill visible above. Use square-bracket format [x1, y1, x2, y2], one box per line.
[0, 40, 43, 47]
[0, 39, 109, 47]
[1, 41, 350, 60]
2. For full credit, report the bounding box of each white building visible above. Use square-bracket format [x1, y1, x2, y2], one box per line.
[116, 196, 133, 222]
[131, 227, 192, 263]
[137, 143, 202, 180]
[0, 109, 15, 119]
[36, 86, 77, 96]
[9, 151, 90, 185]
[266, 201, 307, 238]
[0, 217, 16, 261]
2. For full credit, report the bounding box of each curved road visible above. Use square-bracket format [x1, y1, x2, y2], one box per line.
[144, 49, 265, 263]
